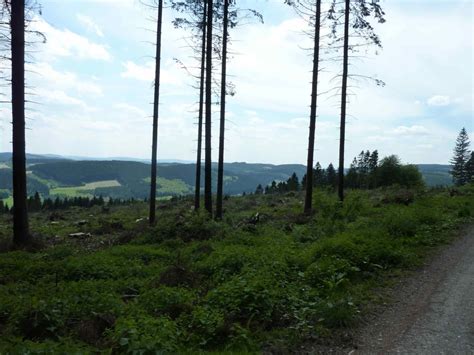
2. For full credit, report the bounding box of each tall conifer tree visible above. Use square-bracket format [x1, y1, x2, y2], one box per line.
[149, 0, 164, 225]
[11, 0, 30, 245]
[450, 127, 471, 186]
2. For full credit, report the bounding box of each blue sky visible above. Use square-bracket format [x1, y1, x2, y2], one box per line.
[0, 0, 472, 165]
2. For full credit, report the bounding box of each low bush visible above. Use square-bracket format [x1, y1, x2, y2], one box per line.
[0, 186, 472, 352]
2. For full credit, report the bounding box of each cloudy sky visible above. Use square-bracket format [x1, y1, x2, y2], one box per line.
[0, 0, 472, 165]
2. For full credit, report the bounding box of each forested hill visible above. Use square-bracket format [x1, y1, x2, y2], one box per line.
[0, 154, 452, 201]
[416, 164, 453, 187]
[0, 154, 307, 199]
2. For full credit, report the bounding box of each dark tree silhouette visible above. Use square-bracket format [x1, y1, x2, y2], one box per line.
[172, 0, 260, 217]
[215, 0, 229, 220]
[304, 0, 322, 215]
[149, 0, 164, 225]
[10, 0, 29, 245]
[331, 0, 385, 201]
[466, 152, 474, 184]
[450, 127, 471, 186]
[326, 163, 337, 189]
[285, 0, 323, 214]
[171, 0, 209, 211]
[204, 0, 214, 215]
[194, 1, 207, 210]
[337, 0, 350, 202]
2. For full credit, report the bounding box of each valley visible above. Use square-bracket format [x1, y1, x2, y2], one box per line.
[0, 153, 453, 206]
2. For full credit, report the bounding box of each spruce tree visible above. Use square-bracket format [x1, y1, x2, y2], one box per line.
[333, 0, 385, 201]
[326, 163, 337, 189]
[346, 158, 358, 188]
[466, 152, 474, 184]
[369, 150, 379, 188]
[195, 1, 207, 211]
[450, 128, 471, 186]
[204, 0, 214, 215]
[215, 0, 230, 220]
[314, 162, 325, 187]
[287, 173, 300, 191]
[149, 0, 164, 225]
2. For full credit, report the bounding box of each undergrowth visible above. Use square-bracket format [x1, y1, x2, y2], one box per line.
[0, 185, 473, 353]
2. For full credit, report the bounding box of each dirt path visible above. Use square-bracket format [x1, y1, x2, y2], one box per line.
[353, 227, 474, 354]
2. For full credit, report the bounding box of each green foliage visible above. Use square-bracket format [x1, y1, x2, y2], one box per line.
[383, 208, 419, 237]
[138, 286, 195, 318]
[110, 315, 181, 353]
[377, 155, 424, 188]
[450, 127, 471, 186]
[147, 210, 220, 243]
[0, 187, 472, 352]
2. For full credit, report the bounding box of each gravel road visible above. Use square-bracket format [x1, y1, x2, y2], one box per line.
[354, 227, 474, 354]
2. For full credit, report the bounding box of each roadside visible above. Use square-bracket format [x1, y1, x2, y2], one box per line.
[353, 226, 474, 354]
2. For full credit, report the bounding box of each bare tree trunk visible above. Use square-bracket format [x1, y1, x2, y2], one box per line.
[11, 0, 29, 246]
[304, 0, 322, 215]
[149, 0, 163, 225]
[215, 0, 229, 220]
[338, 0, 350, 202]
[194, 1, 207, 211]
[204, 0, 213, 215]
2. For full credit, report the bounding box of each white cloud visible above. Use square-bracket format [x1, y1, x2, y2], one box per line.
[77, 14, 104, 37]
[120, 60, 184, 86]
[121, 61, 154, 81]
[2, 0, 470, 166]
[28, 62, 103, 96]
[427, 95, 451, 107]
[393, 125, 429, 136]
[114, 103, 148, 121]
[29, 16, 111, 61]
[39, 90, 85, 106]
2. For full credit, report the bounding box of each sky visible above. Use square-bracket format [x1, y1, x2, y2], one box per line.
[0, 0, 472, 166]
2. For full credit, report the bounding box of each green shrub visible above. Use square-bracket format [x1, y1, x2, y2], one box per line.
[383, 208, 418, 237]
[181, 306, 227, 348]
[138, 286, 195, 319]
[145, 211, 220, 243]
[205, 272, 283, 325]
[0, 338, 94, 353]
[305, 256, 359, 289]
[0, 187, 472, 352]
[317, 296, 359, 327]
[110, 315, 181, 353]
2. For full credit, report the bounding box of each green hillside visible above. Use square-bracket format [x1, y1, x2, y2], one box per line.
[0, 154, 454, 203]
[417, 164, 453, 186]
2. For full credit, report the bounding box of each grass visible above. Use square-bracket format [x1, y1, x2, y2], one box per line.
[49, 180, 122, 198]
[2, 196, 13, 208]
[143, 177, 192, 195]
[27, 173, 59, 189]
[0, 185, 473, 352]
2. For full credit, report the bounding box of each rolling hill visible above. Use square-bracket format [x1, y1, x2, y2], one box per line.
[0, 154, 307, 201]
[0, 153, 453, 203]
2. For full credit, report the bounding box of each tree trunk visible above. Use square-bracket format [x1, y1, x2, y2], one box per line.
[149, 0, 163, 225]
[204, 0, 213, 215]
[11, 0, 30, 246]
[194, 1, 207, 211]
[338, 0, 350, 202]
[304, 0, 322, 215]
[215, 0, 229, 220]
